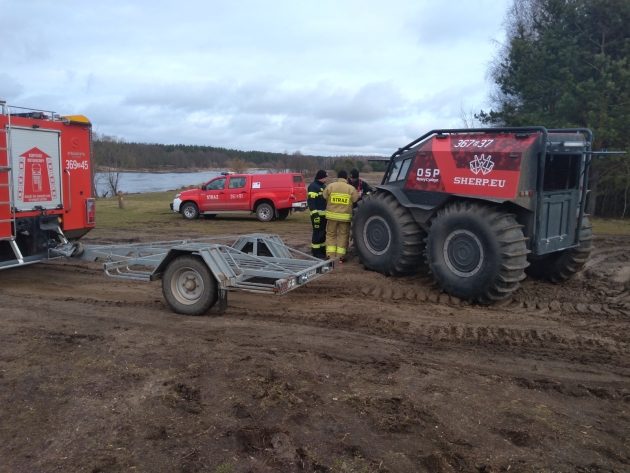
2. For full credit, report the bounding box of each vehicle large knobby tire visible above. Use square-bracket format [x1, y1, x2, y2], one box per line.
[425, 202, 528, 303]
[256, 202, 275, 222]
[526, 216, 593, 283]
[162, 255, 218, 316]
[181, 202, 199, 220]
[352, 191, 426, 276]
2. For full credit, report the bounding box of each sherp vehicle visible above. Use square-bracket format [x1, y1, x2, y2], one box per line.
[352, 127, 597, 303]
[0, 101, 95, 269]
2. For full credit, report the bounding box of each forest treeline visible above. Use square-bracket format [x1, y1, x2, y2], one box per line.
[93, 137, 385, 177]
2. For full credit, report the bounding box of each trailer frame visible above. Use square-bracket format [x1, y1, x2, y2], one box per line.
[79, 233, 334, 315]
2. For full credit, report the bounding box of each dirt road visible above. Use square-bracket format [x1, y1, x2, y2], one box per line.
[1, 216, 629, 472]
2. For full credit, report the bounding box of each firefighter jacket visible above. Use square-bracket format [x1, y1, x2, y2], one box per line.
[349, 178, 373, 198]
[307, 180, 327, 216]
[323, 178, 359, 222]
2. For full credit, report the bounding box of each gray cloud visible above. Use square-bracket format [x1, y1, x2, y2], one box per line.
[1, 0, 509, 155]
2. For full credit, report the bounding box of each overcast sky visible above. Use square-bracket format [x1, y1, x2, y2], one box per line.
[1, 0, 509, 156]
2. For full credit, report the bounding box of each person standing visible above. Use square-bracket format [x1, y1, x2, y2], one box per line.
[348, 168, 374, 201]
[323, 170, 359, 261]
[307, 170, 328, 258]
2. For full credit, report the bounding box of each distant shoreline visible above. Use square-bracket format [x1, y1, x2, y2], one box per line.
[96, 167, 223, 174]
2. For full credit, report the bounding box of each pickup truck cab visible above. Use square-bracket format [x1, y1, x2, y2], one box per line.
[171, 172, 307, 222]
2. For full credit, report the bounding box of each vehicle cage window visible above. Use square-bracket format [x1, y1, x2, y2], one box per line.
[229, 177, 246, 189]
[543, 154, 580, 191]
[388, 158, 412, 182]
[206, 178, 226, 190]
[293, 175, 303, 184]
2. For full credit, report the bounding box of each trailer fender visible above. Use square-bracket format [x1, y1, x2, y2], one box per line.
[152, 248, 228, 288]
[151, 249, 195, 280]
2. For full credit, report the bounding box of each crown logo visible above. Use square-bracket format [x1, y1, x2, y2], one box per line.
[470, 154, 494, 175]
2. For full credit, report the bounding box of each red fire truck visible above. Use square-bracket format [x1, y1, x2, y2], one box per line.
[0, 101, 95, 269]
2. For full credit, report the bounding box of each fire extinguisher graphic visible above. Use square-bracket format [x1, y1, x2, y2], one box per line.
[32, 163, 42, 192]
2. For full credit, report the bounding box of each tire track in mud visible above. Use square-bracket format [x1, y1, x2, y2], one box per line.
[3, 241, 628, 363]
[15, 259, 627, 363]
[0, 291, 166, 312]
[312, 238, 630, 319]
[9, 273, 625, 368]
[10, 234, 630, 320]
[308, 274, 630, 319]
[229, 298, 630, 368]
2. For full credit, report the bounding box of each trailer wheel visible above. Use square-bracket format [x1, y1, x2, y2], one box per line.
[277, 209, 290, 221]
[526, 216, 593, 283]
[426, 202, 528, 303]
[256, 202, 274, 222]
[181, 202, 199, 220]
[162, 255, 218, 316]
[352, 191, 426, 275]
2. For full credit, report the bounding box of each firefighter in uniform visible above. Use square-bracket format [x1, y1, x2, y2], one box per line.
[323, 169, 359, 261]
[348, 168, 374, 203]
[307, 170, 328, 258]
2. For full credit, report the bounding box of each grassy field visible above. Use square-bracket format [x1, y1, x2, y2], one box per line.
[94, 191, 182, 228]
[94, 192, 630, 236]
[590, 217, 630, 235]
[92, 191, 313, 242]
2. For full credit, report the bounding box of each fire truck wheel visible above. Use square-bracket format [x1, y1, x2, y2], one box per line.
[526, 216, 593, 283]
[256, 203, 275, 222]
[162, 255, 218, 316]
[426, 202, 528, 303]
[181, 202, 200, 220]
[277, 209, 290, 220]
[352, 191, 426, 275]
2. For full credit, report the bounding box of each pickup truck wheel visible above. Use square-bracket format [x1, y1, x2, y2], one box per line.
[256, 203, 274, 222]
[162, 255, 218, 316]
[181, 202, 199, 220]
[277, 209, 290, 220]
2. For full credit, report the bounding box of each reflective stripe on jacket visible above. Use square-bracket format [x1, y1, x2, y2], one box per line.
[307, 180, 326, 214]
[322, 178, 359, 221]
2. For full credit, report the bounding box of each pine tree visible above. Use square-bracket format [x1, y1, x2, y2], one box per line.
[479, 0, 630, 217]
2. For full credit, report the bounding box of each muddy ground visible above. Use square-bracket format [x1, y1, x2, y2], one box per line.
[0, 213, 629, 473]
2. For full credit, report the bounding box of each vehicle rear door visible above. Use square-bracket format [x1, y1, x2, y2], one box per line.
[9, 127, 63, 211]
[536, 152, 582, 254]
[225, 175, 250, 210]
[199, 176, 226, 212]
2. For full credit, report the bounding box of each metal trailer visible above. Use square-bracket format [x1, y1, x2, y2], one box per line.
[77, 233, 334, 315]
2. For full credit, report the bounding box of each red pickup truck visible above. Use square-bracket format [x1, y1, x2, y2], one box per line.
[171, 172, 308, 222]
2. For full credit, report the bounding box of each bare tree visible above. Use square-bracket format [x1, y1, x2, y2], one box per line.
[460, 103, 481, 128]
[106, 169, 121, 197]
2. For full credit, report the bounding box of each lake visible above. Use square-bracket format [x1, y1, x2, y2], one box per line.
[94, 171, 222, 196]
